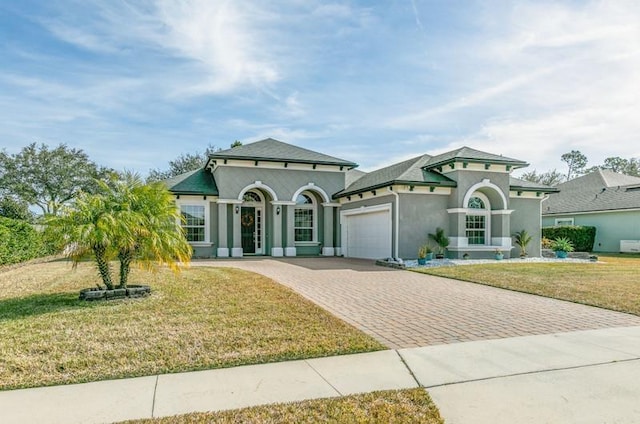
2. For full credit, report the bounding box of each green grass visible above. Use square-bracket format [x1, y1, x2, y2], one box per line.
[416, 254, 640, 315]
[0, 260, 384, 391]
[123, 389, 444, 424]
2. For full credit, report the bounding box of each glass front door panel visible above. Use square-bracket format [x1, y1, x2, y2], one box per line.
[241, 207, 256, 254]
[256, 209, 262, 252]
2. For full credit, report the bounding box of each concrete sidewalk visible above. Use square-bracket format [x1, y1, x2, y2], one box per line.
[2, 326, 640, 424]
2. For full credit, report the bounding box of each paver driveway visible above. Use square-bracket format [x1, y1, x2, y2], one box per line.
[194, 257, 640, 349]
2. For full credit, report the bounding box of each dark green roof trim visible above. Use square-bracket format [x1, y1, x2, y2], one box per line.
[509, 184, 559, 193]
[333, 179, 456, 199]
[164, 168, 219, 196]
[210, 155, 356, 168]
[427, 157, 529, 170]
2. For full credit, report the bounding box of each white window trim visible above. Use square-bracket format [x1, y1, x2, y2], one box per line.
[466, 192, 491, 246]
[176, 198, 211, 245]
[554, 217, 574, 226]
[294, 191, 317, 243]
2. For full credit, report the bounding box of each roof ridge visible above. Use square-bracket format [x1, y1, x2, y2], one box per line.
[423, 146, 528, 169]
[599, 168, 640, 187]
[211, 138, 357, 167]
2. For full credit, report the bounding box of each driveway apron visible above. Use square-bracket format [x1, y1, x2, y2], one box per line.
[194, 258, 640, 349]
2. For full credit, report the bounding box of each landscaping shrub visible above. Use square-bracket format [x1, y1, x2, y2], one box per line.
[0, 217, 53, 265]
[542, 225, 596, 252]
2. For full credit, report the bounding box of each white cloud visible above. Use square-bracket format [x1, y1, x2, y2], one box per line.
[389, 1, 640, 171]
[40, 0, 281, 96]
[152, 0, 280, 95]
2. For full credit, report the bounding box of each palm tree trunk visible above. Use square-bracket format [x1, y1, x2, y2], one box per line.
[93, 245, 113, 289]
[118, 249, 132, 289]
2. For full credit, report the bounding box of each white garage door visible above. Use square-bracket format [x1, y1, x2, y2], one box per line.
[342, 205, 392, 259]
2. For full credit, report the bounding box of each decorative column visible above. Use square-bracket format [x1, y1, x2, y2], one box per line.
[271, 202, 284, 257]
[446, 208, 469, 249]
[231, 201, 243, 257]
[216, 202, 229, 257]
[322, 203, 340, 256]
[285, 204, 297, 256]
[491, 210, 514, 247]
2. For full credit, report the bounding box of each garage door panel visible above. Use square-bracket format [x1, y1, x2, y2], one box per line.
[343, 208, 392, 259]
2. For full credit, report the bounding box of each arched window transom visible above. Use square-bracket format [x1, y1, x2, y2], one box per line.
[243, 191, 261, 203]
[296, 194, 313, 205]
[468, 196, 486, 209]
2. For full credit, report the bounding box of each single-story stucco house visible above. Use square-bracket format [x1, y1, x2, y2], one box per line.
[542, 169, 640, 253]
[165, 138, 555, 260]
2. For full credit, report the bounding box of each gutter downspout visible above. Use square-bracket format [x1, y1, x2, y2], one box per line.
[388, 186, 400, 259]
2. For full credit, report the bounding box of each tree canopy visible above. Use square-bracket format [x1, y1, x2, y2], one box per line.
[0, 143, 114, 216]
[147, 144, 220, 182]
[0, 195, 32, 221]
[561, 150, 588, 180]
[519, 169, 565, 187]
[146, 141, 243, 182]
[520, 150, 639, 185]
[587, 156, 640, 177]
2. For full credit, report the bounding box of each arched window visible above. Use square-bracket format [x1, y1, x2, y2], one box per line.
[294, 192, 315, 242]
[466, 193, 490, 245]
[243, 191, 261, 203]
[468, 196, 485, 209]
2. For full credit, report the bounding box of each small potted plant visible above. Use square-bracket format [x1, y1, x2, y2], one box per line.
[494, 248, 504, 260]
[551, 237, 574, 258]
[417, 245, 428, 265]
[428, 227, 450, 259]
[513, 229, 532, 258]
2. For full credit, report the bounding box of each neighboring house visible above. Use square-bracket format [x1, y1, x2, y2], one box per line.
[165, 138, 555, 259]
[542, 169, 640, 252]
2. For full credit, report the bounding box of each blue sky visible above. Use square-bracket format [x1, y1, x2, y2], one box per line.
[1, 0, 639, 176]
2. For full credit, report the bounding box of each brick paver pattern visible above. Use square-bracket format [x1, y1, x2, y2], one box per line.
[194, 258, 640, 349]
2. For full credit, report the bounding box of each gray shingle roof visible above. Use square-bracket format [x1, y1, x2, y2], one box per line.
[509, 177, 558, 193]
[210, 138, 357, 168]
[543, 169, 640, 215]
[163, 168, 219, 196]
[423, 146, 528, 170]
[345, 169, 367, 187]
[334, 154, 456, 198]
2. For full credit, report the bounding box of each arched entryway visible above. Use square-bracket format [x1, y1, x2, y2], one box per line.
[240, 190, 265, 254]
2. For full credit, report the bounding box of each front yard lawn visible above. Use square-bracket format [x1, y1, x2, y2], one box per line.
[0, 260, 384, 391]
[416, 254, 640, 315]
[124, 389, 444, 424]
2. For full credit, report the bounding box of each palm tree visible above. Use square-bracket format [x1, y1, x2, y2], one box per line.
[102, 172, 192, 288]
[48, 172, 192, 290]
[47, 192, 118, 289]
[514, 229, 533, 258]
[428, 227, 450, 257]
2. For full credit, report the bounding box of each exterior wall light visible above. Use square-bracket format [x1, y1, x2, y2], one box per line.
[235, 205, 240, 214]
[276, 206, 281, 215]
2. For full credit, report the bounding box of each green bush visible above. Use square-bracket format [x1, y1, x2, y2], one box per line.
[0, 217, 52, 266]
[542, 225, 596, 252]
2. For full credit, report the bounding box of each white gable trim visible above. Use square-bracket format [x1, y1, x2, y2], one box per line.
[238, 181, 279, 201]
[292, 183, 331, 203]
[463, 179, 507, 210]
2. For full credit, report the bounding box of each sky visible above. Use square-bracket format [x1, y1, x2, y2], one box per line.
[1, 0, 639, 177]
